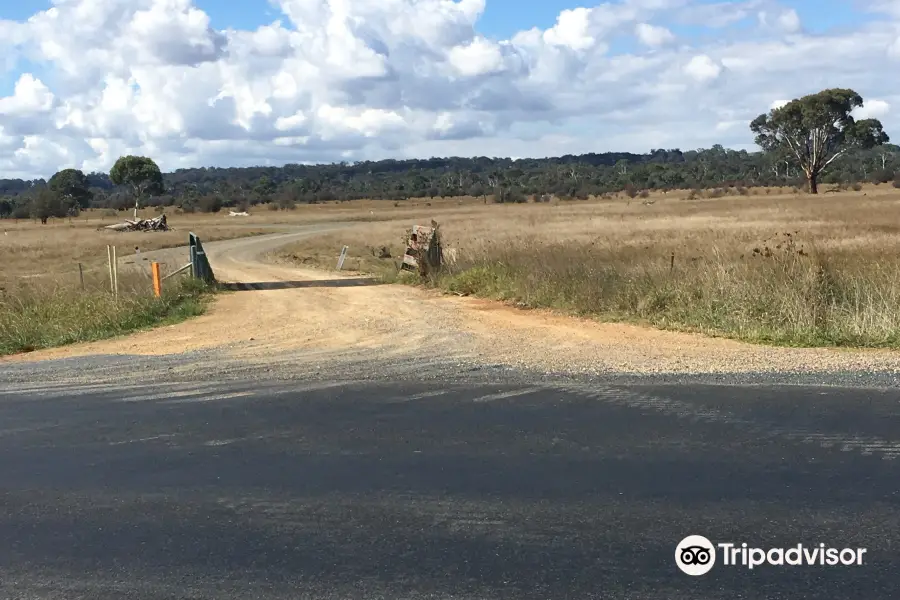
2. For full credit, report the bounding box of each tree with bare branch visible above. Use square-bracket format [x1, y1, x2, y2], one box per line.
[750, 88, 889, 194]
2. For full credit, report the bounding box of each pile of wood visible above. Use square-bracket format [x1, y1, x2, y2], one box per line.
[401, 221, 443, 276]
[103, 215, 169, 232]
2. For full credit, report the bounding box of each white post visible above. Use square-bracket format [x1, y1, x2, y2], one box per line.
[337, 245, 349, 270]
[107, 245, 114, 293]
[112, 245, 119, 300]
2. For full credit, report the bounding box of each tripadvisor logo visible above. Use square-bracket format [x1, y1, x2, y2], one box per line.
[676, 535, 716, 576]
[675, 535, 867, 576]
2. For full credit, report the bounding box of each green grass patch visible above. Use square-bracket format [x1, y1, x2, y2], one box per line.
[0, 274, 215, 356]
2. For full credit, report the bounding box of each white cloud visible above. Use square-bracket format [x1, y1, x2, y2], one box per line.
[683, 54, 723, 82]
[543, 8, 596, 51]
[0, 0, 898, 180]
[315, 105, 408, 138]
[0, 74, 55, 115]
[448, 37, 507, 76]
[127, 0, 227, 66]
[854, 99, 890, 120]
[758, 9, 801, 34]
[775, 9, 801, 33]
[635, 23, 675, 47]
[274, 110, 308, 132]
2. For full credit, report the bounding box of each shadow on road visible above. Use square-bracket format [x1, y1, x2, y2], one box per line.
[220, 278, 381, 291]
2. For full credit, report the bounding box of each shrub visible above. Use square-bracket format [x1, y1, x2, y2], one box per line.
[871, 170, 893, 184]
[197, 195, 223, 213]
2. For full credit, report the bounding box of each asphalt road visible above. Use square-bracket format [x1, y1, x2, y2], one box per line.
[1, 378, 899, 599]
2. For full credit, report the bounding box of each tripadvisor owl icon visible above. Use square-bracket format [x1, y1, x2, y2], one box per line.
[676, 535, 716, 576]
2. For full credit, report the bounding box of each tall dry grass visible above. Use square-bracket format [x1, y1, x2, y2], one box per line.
[0, 270, 212, 355]
[441, 234, 900, 347]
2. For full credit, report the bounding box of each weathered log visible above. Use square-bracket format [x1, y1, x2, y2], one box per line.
[103, 214, 170, 232]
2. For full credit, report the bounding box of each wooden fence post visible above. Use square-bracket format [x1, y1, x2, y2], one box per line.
[151, 262, 162, 297]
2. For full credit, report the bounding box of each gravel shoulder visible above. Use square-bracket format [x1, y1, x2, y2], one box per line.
[4, 221, 900, 386]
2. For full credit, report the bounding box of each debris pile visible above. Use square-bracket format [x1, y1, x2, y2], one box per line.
[371, 245, 392, 259]
[103, 215, 170, 232]
[401, 220, 443, 276]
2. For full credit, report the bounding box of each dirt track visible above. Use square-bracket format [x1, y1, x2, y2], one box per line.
[7, 223, 900, 377]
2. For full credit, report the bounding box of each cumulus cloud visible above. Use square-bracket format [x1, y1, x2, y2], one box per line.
[448, 37, 507, 76]
[542, 8, 597, 51]
[683, 55, 723, 82]
[0, 74, 55, 115]
[0, 0, 898, 179]
[126, 0, 227, 66]
[635, 23, 675, 47]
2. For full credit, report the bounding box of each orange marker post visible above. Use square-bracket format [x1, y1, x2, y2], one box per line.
[151, 262, 162, 297]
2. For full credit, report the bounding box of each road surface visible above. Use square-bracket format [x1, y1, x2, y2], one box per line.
[1, 378, 898, 599]
[4, 225, 900, 598]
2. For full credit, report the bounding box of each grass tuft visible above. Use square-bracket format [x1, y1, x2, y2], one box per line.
[0, 273, 214, 356]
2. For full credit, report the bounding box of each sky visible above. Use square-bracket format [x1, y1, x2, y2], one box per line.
[0, 0, 898, 179]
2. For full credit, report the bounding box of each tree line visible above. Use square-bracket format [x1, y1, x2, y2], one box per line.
[1, 88, 894, 220]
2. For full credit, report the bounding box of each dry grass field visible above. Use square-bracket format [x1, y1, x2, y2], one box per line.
[275, 183, 900, 348]
[5, 183, 900, 355]
[2, 212, 264, 285]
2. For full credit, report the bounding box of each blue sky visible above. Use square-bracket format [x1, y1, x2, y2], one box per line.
[211, 0, 869, 37]
[0, 0, 875, 34]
